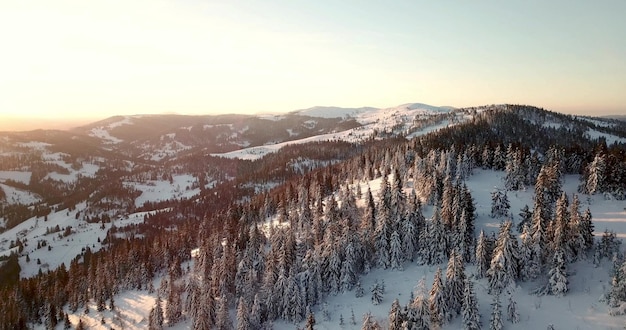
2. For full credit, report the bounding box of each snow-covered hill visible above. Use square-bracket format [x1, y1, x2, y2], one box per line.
[213, 103, 464, 160]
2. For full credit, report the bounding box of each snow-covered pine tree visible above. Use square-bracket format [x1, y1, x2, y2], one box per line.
[548, 248, 568, 296]
[583, 153, 606, 194]
[580, 208, 595, 252]
[371, 281, 384, 305]
[191, 285, 214, 330]
[517, 205, 532, 233]
[390, 230, 403, 270]
[551, 192, 572, 262]
[388, 298, 404, 330]
[148, 295, 164, 330]
[504, 144, 526, 191]
[236, 298, 251, 330]
[429, 267, 450, 327]
[518, 224, 533, 281]
[305, 311, 316, 330]
[361, 312, 381, 330]
[445, 249, 466, 316]
[490, 189, 510, 219]
[476, 230, 490, 279]
[216, 294, 233, 330]
[608, 260, 626, 310]
[568, 194, 586, 260]
[488, 220, 519, 295]
[402, 189, 423, 261]
[165, 280, 183, 325]
[249, 294, 261, 329]
[407, 278, 431, 330]
[355, 280, 365, 298]
[424, 206, 447, 265]
[489, 294, 503, 330]
[440, 175, 456, 230]
[461, 278, 481, 330]
[506, 296, 520, 323]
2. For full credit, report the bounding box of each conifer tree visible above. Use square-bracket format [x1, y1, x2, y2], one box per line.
[462, 278, 481, 330]
[490, 189, 510, 219]
[388, 298, 404, 330]
[584, 153, 606, 194]
[429, 267, 449, 327]
[517, 205, 533, 233]
[489, 294, 503, 330]
[305, 311, 316, 330]
[236, 298, 251, 330]
[148, 295, 164, 330]
[552, 192, 571, 261]
[519, 224, 534, 281]
[216, 294, 233, 330]
[507, 296, 520, 323]
[548, 249, 568, 296]
[580, 208, 595, 252]
[424, 206, 447, 265]
[568, 194, 585, 260]
[476, 230, 490, 279]
[488, 221, 519, 295]
[371, 281, 384, 305]
[446, 249, 466, 316]
[361, 312, 381, 330]
[390, 230, 403, 270]
[165, 280, 183, 325]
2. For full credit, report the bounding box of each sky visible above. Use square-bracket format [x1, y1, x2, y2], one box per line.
[1, 0, 625, 130]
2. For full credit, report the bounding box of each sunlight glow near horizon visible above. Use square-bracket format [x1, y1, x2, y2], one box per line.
[1, 0, 625, 130]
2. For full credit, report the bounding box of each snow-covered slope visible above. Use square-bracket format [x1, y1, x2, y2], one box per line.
[213, 103, 463, 160]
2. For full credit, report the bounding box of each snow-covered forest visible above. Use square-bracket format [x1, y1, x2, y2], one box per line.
[1, 104, 626, 329]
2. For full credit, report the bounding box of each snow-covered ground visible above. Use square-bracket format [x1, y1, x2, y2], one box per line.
[124, 174, 201, 208]
[0, 183, 41, 205]
[213, 103, 461, 160]
[0, 171, 31, 184]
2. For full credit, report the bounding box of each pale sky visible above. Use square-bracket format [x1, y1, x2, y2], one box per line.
[1, 0, 625, 130]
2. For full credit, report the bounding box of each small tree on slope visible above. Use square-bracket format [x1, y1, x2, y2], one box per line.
[462, 278, 481, 330]
[490, 294, 503, 330]
[548, 248, 568, 296]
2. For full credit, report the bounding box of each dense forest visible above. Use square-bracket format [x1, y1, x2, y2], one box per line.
[0, 105, 625, 329]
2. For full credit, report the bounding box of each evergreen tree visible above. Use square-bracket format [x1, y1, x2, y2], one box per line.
[424, 206, 447, 265]
[518, 224, 534, 281]
[488, 221, 519, 295]
[517, 205, 533, 233]
[429, 267, 450, 327]
[462, 278, 481, 330]
[305, 311, 316, 330]
[216, 294, 233, 330]
[165, 280, 182, 325]
[361, 312, 381, 330]
[489, 294, 503, 330]
[148, 295, 164, 330]
[580, 208, 595, 252]
[490, 189, 510, 219]
[371, 281, 384, 305]
[355, 281, 365, 298]
[476, 230, 490, 279]
[445, 249, 466, 316]
[388, 298, 404, 330]
[551, 192, 571, 261]
[584, 153, 606, 194]
[507, 296, 520, 323]
[548, 248, 568, 296]
[568, 194, 585, 260]
[236, 298, 251, 330]
[389, 230, 403, 270]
